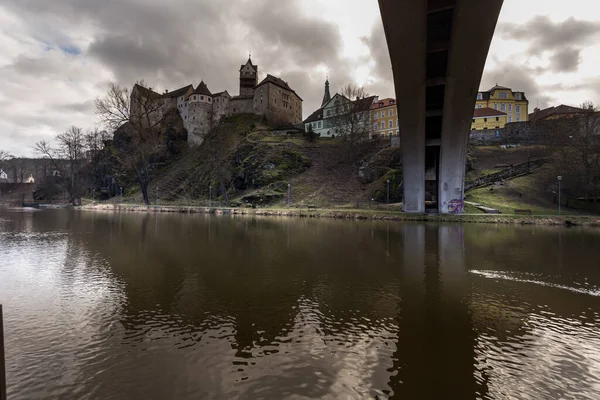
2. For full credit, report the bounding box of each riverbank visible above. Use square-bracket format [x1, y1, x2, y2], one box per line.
[79, 203, 600, 226]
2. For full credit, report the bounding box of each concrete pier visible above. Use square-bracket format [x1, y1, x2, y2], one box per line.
[378, 0, 503, 213]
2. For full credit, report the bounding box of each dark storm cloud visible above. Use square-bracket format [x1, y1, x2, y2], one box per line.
[361, 22, 392, 83]
[548, 47, 581, 73]
[0, 0, 354, 117]
[481, 59, 554, 109]
[498, 16, 600, 52]
[497, 16, 600, 74]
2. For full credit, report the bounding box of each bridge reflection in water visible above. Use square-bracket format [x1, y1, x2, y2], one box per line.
[1, 210, 600, 399]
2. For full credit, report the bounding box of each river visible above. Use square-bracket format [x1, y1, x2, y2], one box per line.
[1, 208, 600, 399]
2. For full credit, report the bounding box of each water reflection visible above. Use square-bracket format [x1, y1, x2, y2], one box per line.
[1, 209, 600, 399]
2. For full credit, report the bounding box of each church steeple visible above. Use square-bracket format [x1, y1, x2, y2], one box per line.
[321, 77, 331, 107]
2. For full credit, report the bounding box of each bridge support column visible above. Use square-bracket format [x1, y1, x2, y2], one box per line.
[438, 0, 503, 214]
[379, 0, 503, 214]
[381, 0, 427, 213]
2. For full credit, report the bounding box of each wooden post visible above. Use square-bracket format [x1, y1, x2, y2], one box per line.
[0, 304, 6, 400]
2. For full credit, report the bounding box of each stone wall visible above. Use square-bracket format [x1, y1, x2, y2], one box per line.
[469, 128, 504, 145]
[229, 97, 254, 115]
[187, 102, 213, 146]
[469, 118, 586, 146]
[254, 82, 303, 126]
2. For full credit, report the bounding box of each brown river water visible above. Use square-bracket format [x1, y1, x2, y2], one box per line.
[1, 208, 600, 399]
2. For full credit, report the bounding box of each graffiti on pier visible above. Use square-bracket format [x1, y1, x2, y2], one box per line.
[448, 199, 464, 214]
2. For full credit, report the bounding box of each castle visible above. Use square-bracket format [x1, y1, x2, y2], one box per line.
[130, 57, 303, 146]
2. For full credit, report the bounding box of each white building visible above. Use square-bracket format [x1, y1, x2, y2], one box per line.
[304, 86, 376, 139]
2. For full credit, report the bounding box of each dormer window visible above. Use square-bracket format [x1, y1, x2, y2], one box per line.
[200, 96, 204, 100]
[477, 93, 483, 100]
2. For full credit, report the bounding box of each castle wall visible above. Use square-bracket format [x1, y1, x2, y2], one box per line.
[228, 97, 254, 115]
[213, 94, 230, 125]
[187, 101, 213, 146]
[253, 82, 303, 125]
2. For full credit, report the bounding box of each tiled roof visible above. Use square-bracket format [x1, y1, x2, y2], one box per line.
[473, 107, 506, 118]
[371, 98, 397, 109]
[487, 85, 511, 91]
[354, 95, 378, 112]
[478, 85, 528, 101]
[240, 57, 258, 72]
[133, 84, 160, 99]
[212, 90, 230, 97]
[161, 84, 193, 99]
[303, 108, 323, 124]
[230, 95, 254, 100]
[193, 81, 212, 96]
[255, 74, 303, 101]
[529, 104, 592, 122]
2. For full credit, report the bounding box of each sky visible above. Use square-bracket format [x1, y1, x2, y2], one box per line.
[1, 0, 599, 156]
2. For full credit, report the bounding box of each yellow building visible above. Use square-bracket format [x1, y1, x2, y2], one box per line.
[472, 107, 507, 130]
[371, 98, 399, 138]
[472, 85, 528, 130]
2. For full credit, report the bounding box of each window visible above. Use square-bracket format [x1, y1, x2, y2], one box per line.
[477, 104, 483, 109]
[494, 103, 498, 110]
[500, 104, 506, 112]
[193, 96, 196, 100]
[496, 117, 499, 121]
[516, 117, 521, 122]
[508, 116, 512, 123]
[396, 130, 399, 136]
[318, 121, 322, 128]
[326, 110, 331, 116]
[380, 122, 385, 130]
[389, 109, 393, 117]
[312, 122, 316, 128]
[381, 111, 385, 118]
[374, 123, 378, 131]
[396, 119, 398, 127]
[477, 93, 483, 100]
[515, 93, 522, 100]
[209, 98, 211, 102]
[388, 120, 393, 128]
[472, 119, 475, 123]
[200, 96, 204, 100]
[499, 92, 508, 99]
[508, 104, 512, 112]
[388, 132, 393, 137]
[484, 118, 488, 122]
[374, 112, 378, 120]
[516, 105, 521, 114]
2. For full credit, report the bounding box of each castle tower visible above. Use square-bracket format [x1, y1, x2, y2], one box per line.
[239, 56, 258, 97]
[321, 77, 331, 107]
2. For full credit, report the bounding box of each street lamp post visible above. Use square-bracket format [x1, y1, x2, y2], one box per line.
[386, 179, 390, 205]
[557, 176, 563, 215]
[209, 185, 213, 206]
[287, 184, 291, 207]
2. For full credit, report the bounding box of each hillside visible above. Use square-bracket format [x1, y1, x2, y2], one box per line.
[124, 115, 400, 207]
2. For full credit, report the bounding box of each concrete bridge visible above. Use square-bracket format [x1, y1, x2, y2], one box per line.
[378, 0, 504, 213]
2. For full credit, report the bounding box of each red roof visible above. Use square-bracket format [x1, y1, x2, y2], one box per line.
[473, 107, 506, 118]
[371, 98, 397, 109]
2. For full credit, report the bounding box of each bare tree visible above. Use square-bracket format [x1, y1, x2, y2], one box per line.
[35, 126, 88, 205]
[95, 82, 165, 205]
[0, 151, 12, 175]
[331, 84, 373, 155]
[547, 102, 600, 202]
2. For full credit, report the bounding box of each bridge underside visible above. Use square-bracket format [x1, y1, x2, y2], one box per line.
[379, 0, 503, 213]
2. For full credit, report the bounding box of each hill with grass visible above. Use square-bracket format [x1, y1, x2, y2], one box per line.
[120, 114, 402, 208]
